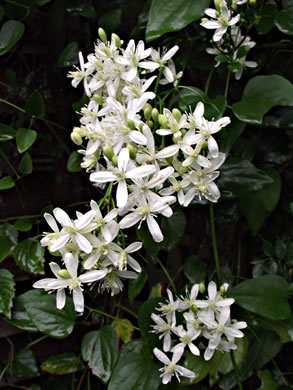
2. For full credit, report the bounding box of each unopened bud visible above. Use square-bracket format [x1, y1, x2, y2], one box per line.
[111, 154, 118, 166]
[70, 131, 82, 145]
[147, 119, 154, 129]
[126, 119, 136, 130]
[214, 0, 221, 12]
[231, 3, 238, 12]
[144, 106, 152, 121]
[93, 94, 103, 105]
[151, 108, 159, 122]
[191, 304, 198, 315]
[103, 144, 114, 160]
[158, 114, 168, 127]
[181, 129, 186, 136]
[139, 122, 144, 131]
[220, 285, 226, 295]
[232, 319, 237, 324]
[249, 0, 257, 6]
[57, 269, 71, 278]
[127, 143, 137, 159]
[199, 283, 206, 294]
[98, 27, 107, 43]
[143, 103, 152, 111]
[111, 33, 121, 47]
[172, 108, 182, 122]
[200, 139, 208, 149]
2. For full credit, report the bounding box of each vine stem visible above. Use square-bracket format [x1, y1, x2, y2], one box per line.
[85, 306, 116, 320]
[116, 303, 138, 319]
[230, 351, 243, 390]
[204, 66, 215, 95]
[25, 335, 47, 350]
[209, 203, 222, 285]
[156, 257, 177, 294]
[224, 69, 231, 99]
[0, 150, 21, 179]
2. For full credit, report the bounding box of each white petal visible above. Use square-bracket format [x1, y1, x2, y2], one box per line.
[73, 286, 84, 313]
[156, 145, 179, 159]
[44, 213, 59, 232]
[56, 289, 66, 310]
[129, 130, 147, 145]
[208, 136, 219, 158]
[126, 164, 156, 179]
[205, 8, 217, 18]
[75, 210, 96, 230]
[162, 45, 179, 62]
[147, 215, 163, 242]
[208, 281, 217, 300]
[119, 212, 142, 229]
[53, 208, 73, 227]
[118, 148, 130, 171]
[79, 269, 107, 283]
[64, 252, 78, 278]
[90, 171, 117, 183]
[75, 232, 93, 254]
[153, 348, 170, 365]
[117, 180, 128, 208]
[126, 241, 142, 253]
[127, 255, 142, 272]
[50, 233, 70, 252]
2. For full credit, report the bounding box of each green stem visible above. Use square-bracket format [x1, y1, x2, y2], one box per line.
[0, 213, 42, 223]
[0, 98, 25, 113]
[85, 306, 116, 320]
[0, 150, 21, 179]
[224, 70, 231, 99]
[209, 203, 222, 285]
[204, 67, 215, 95]
[116, 303, 138, 319]
[236, 239, 241, 284]
[154, 66, 164, 96]
[25, 335, 47, 350]
[230, 350, 243, 390]
[156, 257, 177, 294]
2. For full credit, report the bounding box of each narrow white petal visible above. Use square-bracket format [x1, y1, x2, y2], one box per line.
[79, 269, 107, 283]
[90, 171, 117, 183]
[208, 136, 219, 158]
[56, 289, 66, 310]
[75, 210, 95, 230]
[75, 232, 93, 254]
[119, 212, 142, 229]
[129, 131, 147, 145]
[118, 148, 130, 171]
[208, 281, 217, 300]
[147, 215, 163, 242]
[126, 164, 156, 179]
[126, 241, 142, 253]
[117, 180, 128, 208]
[64, 252, 78, 278]
[153, 348, 170, 365]
[73, 286, 84, 313]
[44, 213, 59, 232]
[53, 208, 73, 227]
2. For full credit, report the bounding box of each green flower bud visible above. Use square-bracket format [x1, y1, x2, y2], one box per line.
[127, 143, 137, 159]
[199, 283, 206, 294]
[147, 119, 154, 129]
[143, 103, 152, 111]
[126, 119, 136, 130]
[111, 154, 118, 166]
[111, 33, 121, 47]
[220, 285, 226, 295]
[93, 94, 104, 105]
[144, 106, 152, 121]
[139, 122, 144, 131]
[151, 108, 159, 122]
[57, 269, 71, 278]
[232, 319, 238, 324]
[200, 139, 208, 149]
[191, 304, 198, 315]
[249, 0, 257, 6]
[231, 3, 238, 12]
[98, 27, 107, 43]
[214, 0, 221, 12]
[70, 131, 82, 146]
[103, 144, 114, 160]
[181, 129, 186, 136]
[158, 114, 168, 127]
[172, 108, 182, 122]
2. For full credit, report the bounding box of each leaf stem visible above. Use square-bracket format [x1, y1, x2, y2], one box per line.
[156, 257, 177, 294]
[204, 66, 215, 95]
[0, 98, 25, 113]
[224, 70, 231, 99]
[85, 306, 116, 320]
[0, 150, 21, 180]
[25, 335, 47, 350]
[230, 350, 243, 390]
[209, 203, 222, 285]
[116, 303, 138, 319]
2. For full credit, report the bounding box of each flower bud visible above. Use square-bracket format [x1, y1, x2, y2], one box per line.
[127, 143, 137, 159]
[111, 33, 121, 47]
[220, 285, 226, 295]
[70, 130, 82, 146]
[200, 139, 208, 149]
[93, 94, 104, 105]
[181, 129, 186, 136]
[144, 106, 152, 121]
[172, 108, 182, 122]
[199, 283, 206, 294]
[57, 269, 71, 278]
[232, 319, 238, 324]
[147, 119, 154, 129]
[151, 108, 159, 122]
[191, 304, 198, 315]
[111, 154, 118, 166]
[103, 144, 114, 160]
[98, 27, 107, 43]
[214, 0, 221, 12]
[139, 122, 144, 131]
[249, 0, 257, 6]
[158, 114, 168, 127]
[231, 3, 238, 12]
[143, 103, 152, 111]
[126, 119, 136, 130]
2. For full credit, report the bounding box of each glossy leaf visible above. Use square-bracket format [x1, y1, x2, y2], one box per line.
[0, 236, 15, 262]
[146, 0, 209, 41]
[12, 349, 38, 377]
[257, 369, 278, 390]
[112, 318, 134, 343]
[184, 255, 206, 284]
[81, 326, 118, 384]
[8, 290, 40, 332]
[108, 352, 160, 390]
[182, 354, 209, 384]
[67, 151, 82, 172]
[240, 168, 281, 235]
[18, 152, 33, 175]
[232, 75, 293, 124]
[41, 353, 84, 375]
[25, 90, 46, 118]
[275, 10, 293, 36]
[57, 41, 79, 68]
[0, 223, 18, 244]
[0, 176, 15, 190]
[16, 128, 37, 153]
[0, 20, 25, 56]
[0, 123, 16, 142]
[14, 217, 32, 232]
[14, 238, 44, 274]
[138, 298, 163, 354]
[217, 337, 248, 375]
[0, 269, 15, 318]
[24, 291, 75, 338]
[128, 268, 148, 303]
[229, 275, 291, 320]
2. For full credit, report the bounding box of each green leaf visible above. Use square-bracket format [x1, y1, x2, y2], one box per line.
[81, 326, 118, 384]
[112, 318, 134, 343]
[24, 291, 75, 338]
[8, 290, 40, 332]
[67, 151, 82, 172]
[57, 41, 79, 68]
[275, 10, 293, 36]
[237, 45, 252, 58]
[18, 152, 33, 175]
[217, 338, 248, 375]
[0, 223, 18, 244]
[240, 168, 281, 235]
[229, 275, 291, 320]
[14, 238, 44, 274]
[182, 354, 209, 384]
[146, 0, 209, 41]
[98, 9, 122, 33]
[34, 0, 51, 6]
[256, 4, 277, 34]
[108, 352, 160, 390]
[275, 240, 287, 260]
[0, 236, 15, 262]
[257, 369, 278, 390]
[160, 208, 186, 251]
[41, 353, 84, 375]
[228, 62, 241, 73]
[0, 20, 25, 56]
[184, 255, 206, 284]
[232, 75, 293, 124]
[218, 115, 246, 154]
[138, 298, 163, 354]
[0, 123, 16, 142]
[14, 217, 32, 232]
[16, 128, 37, 153]
[0, 269, 15, 318]
[25, 90, 46, 119]
[12, 349, 38, 377]
[0, 176, 15, 190]
[128, 268, 147, 303]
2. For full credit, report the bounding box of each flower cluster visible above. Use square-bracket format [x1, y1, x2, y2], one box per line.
[151, 282, 247, 384]
[201, 0, 257, 79]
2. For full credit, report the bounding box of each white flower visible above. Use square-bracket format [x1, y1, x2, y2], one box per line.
[90, 200, 118, 241]
[153, 348, 196, 384]
[156, 289, 181, 323]
[159, 60, 183, 87]
[151, 313, 176, 352]
[98, 268, 138, 296]
[151, 45, 179, 67]
[107, 241, 142, 272]
[172, 325, 201, 356]
[67, 52, 94, 96]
